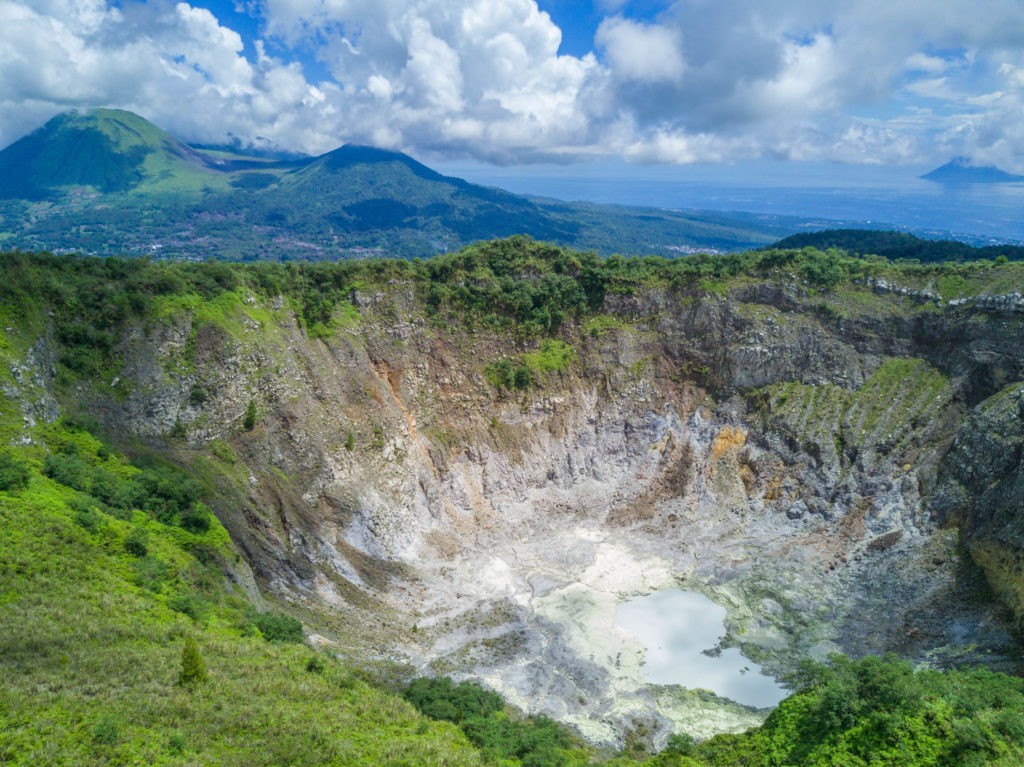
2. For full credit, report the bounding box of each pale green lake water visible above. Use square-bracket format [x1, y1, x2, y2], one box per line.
[616, 588, 788, 708]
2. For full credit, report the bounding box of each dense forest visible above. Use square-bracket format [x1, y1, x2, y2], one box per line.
[771, 229, 1024, 263]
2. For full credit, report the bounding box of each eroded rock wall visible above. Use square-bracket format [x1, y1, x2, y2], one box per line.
[934, 385, 1024, 630]
[11, 277, 1024, 744]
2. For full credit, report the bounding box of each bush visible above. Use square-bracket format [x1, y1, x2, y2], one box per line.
[248, 609, 304, 642]
[124, 526, 150, 557]
[179, 502, 211, 534]
[404, 677, 584, 767]
[134, 465, 202, 525]
[43, 453, 90, 491]
[243, 399, 257, 431]
[306, 655, 325, 674]
[186, 541, 223, 567]
[0, 451, 31, 492]
[71, 495, 104, 531]
[167, 732, 187, 755]
[178, 635, 208, 686]
[484, 359, 515, 389]
[664, 733, 696, 756]
[512, 365, 532, 390]
[91, 716, 121, 745]
[169, 593, 208, 622]
[90, 468, 134, 511]
[523, 339, 575, 374]
[134, 556, 170, 591]
[404, 677, 504, 724]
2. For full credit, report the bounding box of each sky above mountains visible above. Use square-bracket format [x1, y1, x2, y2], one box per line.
[3, 0, 1024, 173]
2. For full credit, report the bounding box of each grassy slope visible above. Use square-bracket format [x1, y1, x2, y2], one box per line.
[0, 279, 485, 765]
[0, 423, 485, 767]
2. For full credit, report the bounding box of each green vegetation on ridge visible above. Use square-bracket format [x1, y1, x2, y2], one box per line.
[1, 236, 1022, 387]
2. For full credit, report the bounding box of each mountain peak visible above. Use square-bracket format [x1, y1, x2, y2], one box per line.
[317, 143, 449, 183]
[920, 157, 1024, 184]
[0, 108, 209, 199]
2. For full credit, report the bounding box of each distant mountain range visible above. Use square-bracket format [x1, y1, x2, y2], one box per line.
[920, 157, 1024, 184]
[0, 109, 803, 259]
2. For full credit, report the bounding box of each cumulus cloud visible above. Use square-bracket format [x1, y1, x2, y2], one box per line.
[1, 0, 1024, 168]
[261, 0, 597, 160]
[595, 16, 684, 83]
[0, 0, 340, 150]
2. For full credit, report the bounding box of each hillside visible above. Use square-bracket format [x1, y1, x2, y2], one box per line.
[0, 109, 223, 199]
[0, 109, 801, 258]
[3, 240, 1024, 764]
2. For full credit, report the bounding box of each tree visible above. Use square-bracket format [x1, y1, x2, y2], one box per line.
[178, 635, 208, 686]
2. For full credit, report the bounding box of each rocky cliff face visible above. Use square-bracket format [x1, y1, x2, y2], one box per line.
[933, 385, 1024, 630]
[7, 273, 1024, 746]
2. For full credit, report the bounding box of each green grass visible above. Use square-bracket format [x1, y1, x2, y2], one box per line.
[0, 420, 486, 767]
[523, 339, 576, 374]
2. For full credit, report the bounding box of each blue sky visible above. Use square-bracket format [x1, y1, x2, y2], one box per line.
[2, 0, 1024, 175]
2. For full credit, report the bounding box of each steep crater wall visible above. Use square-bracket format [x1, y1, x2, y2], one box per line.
[10, 276, 1024, 746]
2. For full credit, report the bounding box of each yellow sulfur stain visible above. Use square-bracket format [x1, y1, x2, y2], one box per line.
[711, 426, 747, 460]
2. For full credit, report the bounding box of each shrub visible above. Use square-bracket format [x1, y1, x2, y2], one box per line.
[523, 339, 575, 374]
[71, 495, 104, 531]
[404, 677, 583, 767]
[124, 526, 150, 557]
[664, 732, 696, 756]
[512, 365, 532, 390]
[189, 384, 207, 405]
[178, 636, 208, 686]
[91, 716, 121, 745]
[134, 556, 170, 592]
[243, 399, 257, 431]
[248, 609, 303, 642]
[43, 453, 90, 491]
[167, 733, 187, 755]
[404, 677, 504, 724]
[186, 541, 222, 567]
[169, 593, 208, 622]
[0, 451, 31, 492]
[90, 467, 134, 511]
[179, 502, 211, 534]
[134, 465, 202, 524]
[484, 359, 515, 389]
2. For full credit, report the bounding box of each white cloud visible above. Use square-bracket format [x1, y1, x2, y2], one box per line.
[905, 53, 949, 75]
[270, 0, 597, 159]
[595, 17, 685, 83]
[0, 0, 343, 150]
[2, 0, 1024, 168]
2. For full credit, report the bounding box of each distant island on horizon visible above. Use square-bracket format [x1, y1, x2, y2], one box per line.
[920, 156, 1024, 184]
